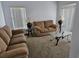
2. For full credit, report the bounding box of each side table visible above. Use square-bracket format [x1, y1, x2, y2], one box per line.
[49, 31, 72, 46]
[55, 31, 72, 46]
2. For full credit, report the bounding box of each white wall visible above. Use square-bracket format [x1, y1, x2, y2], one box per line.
[1, 1, 57, 28]
[69, 2, 79, 58]
[0, 2, 5, 27]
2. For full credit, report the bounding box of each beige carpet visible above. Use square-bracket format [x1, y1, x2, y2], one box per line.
[26, 35, 70, 58]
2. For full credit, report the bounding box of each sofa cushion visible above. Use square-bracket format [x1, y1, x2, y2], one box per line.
[48, 27, 56, 32]
[0, 47, 28, 58]
[0, 29, 10, 45]
[51, 24, 57, 28]
[8, 43, 27, 50]
[7, 43, 29, 55]
[12, 33, 25, 38]
[10, 36, 26, 45]
[34, 26, 44, 33]
[2, 25, 12, 38]
[44, 20, 53, 28]
[44, 28, 49, 32]
[12, 29, 25, 35]
[33, 21, 45, 32]
[0, 37, 7, 52]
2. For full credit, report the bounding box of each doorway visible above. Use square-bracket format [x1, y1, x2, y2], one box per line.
[60, 3, 76, 32]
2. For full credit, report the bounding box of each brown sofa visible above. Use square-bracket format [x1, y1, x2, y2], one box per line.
[0, 25, 29, 58]
[32, 20, 57, 36]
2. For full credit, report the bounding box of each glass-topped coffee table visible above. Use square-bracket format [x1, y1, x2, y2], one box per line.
[49, 31, 72, 46]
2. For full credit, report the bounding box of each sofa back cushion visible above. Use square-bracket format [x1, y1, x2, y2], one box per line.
[0, 37, 7, 52]
[33, 21, 45, 32]
[2, 25, 12, 38]
[44, 20, 53, 28]
[0, 28, 10, 45]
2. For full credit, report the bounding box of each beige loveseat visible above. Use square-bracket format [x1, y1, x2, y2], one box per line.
[0, 25, 29, 58]
[33, 20, 57, 36]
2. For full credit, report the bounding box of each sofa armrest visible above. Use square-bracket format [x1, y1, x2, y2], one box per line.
[12, 29, 25, 35]
[50, 24, 57, 29]
[0, 47, 28, 58]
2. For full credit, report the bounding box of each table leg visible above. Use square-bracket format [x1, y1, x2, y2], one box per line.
[55, 37, 60, 46]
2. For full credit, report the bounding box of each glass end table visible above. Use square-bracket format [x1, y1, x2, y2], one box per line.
[49, 31, 72, 46]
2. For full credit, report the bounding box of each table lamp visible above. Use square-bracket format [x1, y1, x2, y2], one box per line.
[58, 16, 64, 33]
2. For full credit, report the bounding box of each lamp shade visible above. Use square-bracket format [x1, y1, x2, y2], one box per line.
[26, 17, 30, 23]
[60, 16, 64, 21]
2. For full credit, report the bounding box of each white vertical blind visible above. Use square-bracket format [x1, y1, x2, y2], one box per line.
[0, 2, 5, 27]
[10, 7, 27, 29]
[60, 3, 76, 32]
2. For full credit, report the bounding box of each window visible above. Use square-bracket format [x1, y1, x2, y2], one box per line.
[10, 7, 27, 29]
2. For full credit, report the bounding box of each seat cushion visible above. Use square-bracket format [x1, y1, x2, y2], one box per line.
[0, 28, 10, 45]
[33, 21, 45, 32]
[10, 36, 27, 45]
[48, 27, 56, 32]
[0, 37, 7, 52]
[12, 33, 25, 38]
[0, 47, 28, 58]
[2, 25, 12, 38]
[34, 26, 44, 33]
[44, 28, 49, 32]
[8, 43, 27, 50]
[7, 43, 29, 55]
